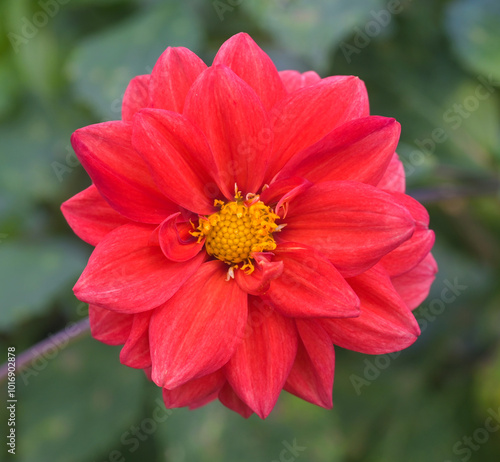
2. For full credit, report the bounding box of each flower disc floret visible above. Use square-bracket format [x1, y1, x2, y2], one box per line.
[192, 192, 280, 273]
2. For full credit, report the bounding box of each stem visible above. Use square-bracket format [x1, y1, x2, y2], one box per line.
[0, 317, 90, 383]
[409, 181, 500, 203]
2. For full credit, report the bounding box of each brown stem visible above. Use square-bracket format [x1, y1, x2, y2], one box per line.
[409, 180, 500, 203]
[0, 318, 90, 383]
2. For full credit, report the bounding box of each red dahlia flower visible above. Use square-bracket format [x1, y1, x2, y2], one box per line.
[62, 33, 437, 419]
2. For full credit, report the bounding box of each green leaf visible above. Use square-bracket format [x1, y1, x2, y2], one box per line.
[0, 239, 88, 330]
[16, 337, 145, 462]
[67, 1, 202, 120]
[13, 28, 61, 101]
[368, 392, 463, 462]
[475, 339, 500, 414]
[0, 54, 20, 117]
[398, 76, 500, 178]
[68, 0, 133, 5]
[242, 0, 384, 71]
[0, 104, 83, 203]
[446, 0, 500, 80]
[153, 392, 345, 462]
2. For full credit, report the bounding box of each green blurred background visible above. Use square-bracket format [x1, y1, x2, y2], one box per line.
[0, 0, 499, 461]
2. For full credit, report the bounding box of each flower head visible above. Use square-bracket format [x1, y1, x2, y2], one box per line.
[62, 33, 437, 419]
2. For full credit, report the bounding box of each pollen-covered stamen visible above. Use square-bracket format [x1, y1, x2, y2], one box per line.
[191, 191, 281, 274]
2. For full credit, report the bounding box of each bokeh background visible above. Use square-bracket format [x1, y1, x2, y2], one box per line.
[1, 0, 500, 461]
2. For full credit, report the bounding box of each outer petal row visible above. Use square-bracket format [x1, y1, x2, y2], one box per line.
[266, 75, 370, 182]
[277, 116, 400, 186]
[321, 265, 421, 354]
[162, 370, 225, 410]
[214, 32, 286, 111]
[266, 243, 360, 318]
[284, 320, 335, 409]
[282, 181, 416, 277]
[74, 223, 204, 313]
[183, 65, 272, 199]
[132, 109, 220, 215]
[119, 310, 152, 369]
[150, 260, 248, 390]
[378, 152, 406, 193]
[88, 304, 132, 345]
[61, 185, 130, 246]
[149, 46, 207, 113]
[278, 70, 321, 93]
[71, 121, 178, 224]
[392, 253, 438, 310]
[223, 297, 298, 419]
[379, 192, 435, 276]
[122, 74, 151, 122]
[88, 306, 151, 368]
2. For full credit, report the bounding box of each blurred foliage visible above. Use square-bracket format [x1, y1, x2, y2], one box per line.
[446, 0, 500, 81]
[0, 0, 499, 461]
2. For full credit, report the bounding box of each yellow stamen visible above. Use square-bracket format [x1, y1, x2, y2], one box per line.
[191, 190, 281, 274]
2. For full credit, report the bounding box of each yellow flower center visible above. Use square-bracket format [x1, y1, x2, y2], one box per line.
[191, 191, 281, 274]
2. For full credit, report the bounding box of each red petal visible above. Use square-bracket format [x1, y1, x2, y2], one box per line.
[279, 70, 321, 93]
[392, 253, 438, 310]
[158, 213, 204, 262]
[88, 304, 133, 345]
[259, 176, 312, 211]
[162, 370, 225, 409]
[320, 265, 420, 354]
[265, 76, 370, 182]
[282, 181, 415, 277]
[122, 74, 150, 122]
[71, 121, 178, 223]
[150, 260, 248, 389]
[132, 109, 221, 214]
[61, 185, 130, 246]
[224, 297, 298, 419]
[218, 382, 254, 418]
[74, 224, 204, 313]
[266, 243, 360, 318]
[149, 47, 207, 113]
[188, 390, 219, 410]
[235, 253, 283, 295]
[379, 193, 435, 276]
[120, 310, 152, 368]
[213, 32, 286, 111]
[276, 117, 400, 186]
[284, 320, 334, 409]
[378, 152, 406, 193]
[184, 65, 272, 198]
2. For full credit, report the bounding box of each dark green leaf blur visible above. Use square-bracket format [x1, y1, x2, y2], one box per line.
[0, 0, 499, 461]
